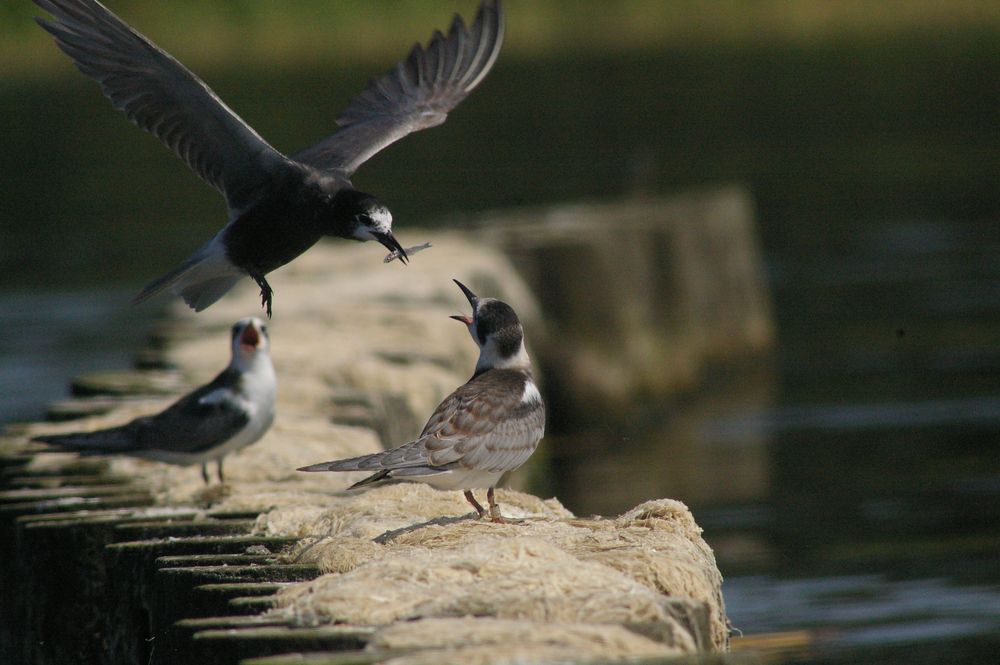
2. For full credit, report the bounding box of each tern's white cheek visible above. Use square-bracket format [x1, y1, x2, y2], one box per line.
[370, 208, 393, 234]
[352, 209, 392, 242]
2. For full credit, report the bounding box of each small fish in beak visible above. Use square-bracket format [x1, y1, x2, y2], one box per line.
[384, 242, 433, 264]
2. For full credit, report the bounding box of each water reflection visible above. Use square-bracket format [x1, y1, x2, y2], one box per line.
[541, 217, 1000, 660]
[546, 366, 776, 517]
[0, 289, 155, 424]
[728, 574, 1000, 652]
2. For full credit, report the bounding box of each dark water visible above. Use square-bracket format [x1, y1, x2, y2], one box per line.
[4, 33, 1000, 663]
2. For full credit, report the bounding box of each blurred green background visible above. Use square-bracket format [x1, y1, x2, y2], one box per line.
[3, 1, 1000, 286]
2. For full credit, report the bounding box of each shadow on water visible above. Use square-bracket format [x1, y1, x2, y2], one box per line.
[4, 30, 1000, 664]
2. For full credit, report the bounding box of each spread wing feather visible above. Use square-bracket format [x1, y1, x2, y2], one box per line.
[34, 0, 292, 214]
[292, 0, 504, 176]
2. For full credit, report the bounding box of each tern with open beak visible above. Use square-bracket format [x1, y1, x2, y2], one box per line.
[33, 318, 276, 484]
[299, 280, 544, 522]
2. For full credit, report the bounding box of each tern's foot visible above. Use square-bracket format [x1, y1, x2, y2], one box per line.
[464, 489, 486, 519]
[251, 274, 274, 318]
[486, 487, 507, 523]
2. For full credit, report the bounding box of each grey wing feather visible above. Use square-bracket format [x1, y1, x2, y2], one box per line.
[35, 369, 252, 456]
[299, 367, 545, 477]
[452, 408, 544, 472]
[298, 439, 430, 473]
[34, 423, 141, 454]
[34, 0, 292, 213]
[131, 385, 251, 454]
[292, 0, 504, 176]
[419, 374, 545, 473]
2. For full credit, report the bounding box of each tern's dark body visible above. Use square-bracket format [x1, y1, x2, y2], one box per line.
[223, 170, 349, 277]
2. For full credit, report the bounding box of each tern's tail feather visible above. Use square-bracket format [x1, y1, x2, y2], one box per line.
[133, 242, 243, 312]
[297, 452, 387, 473]
[34, 428, 137, 456]
[297, 447, 448, 489]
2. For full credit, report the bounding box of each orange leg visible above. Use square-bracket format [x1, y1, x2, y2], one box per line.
[464, 490, 486, 518]
[487, 487, 506, 523]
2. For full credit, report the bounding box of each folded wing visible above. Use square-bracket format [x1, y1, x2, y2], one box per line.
[298, 368, 543, 478]
[33, 388, 250, 456]
[420, 377, 544, 474]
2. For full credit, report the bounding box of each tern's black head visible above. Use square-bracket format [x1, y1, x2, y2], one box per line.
[231, 317, 269, 362]
[330, 189, 406, 263]
[449, 279, 525, 367]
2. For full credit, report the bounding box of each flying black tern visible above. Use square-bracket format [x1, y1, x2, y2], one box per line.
[299, 280, 544, 522]
[35, 0, 504, 316]
[34, 317, 277, 484]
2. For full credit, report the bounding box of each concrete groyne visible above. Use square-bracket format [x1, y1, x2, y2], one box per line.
[2, 190, 766, 664]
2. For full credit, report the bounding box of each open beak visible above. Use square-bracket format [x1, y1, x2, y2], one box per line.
[453, 279, 478, 306]
[239, 322, 260, 352]
[374, 231, 408, 264]
[450, 279, 478, 325]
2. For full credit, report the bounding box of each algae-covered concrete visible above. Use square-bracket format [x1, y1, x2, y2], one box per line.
[4, 215, 742, 663]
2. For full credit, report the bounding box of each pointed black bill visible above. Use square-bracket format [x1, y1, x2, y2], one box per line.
[375, 231, 408, 264]
[453, 279, 478, 306]
[450, 279, 477, 324]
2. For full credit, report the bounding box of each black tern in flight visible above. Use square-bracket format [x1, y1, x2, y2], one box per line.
[34, 318, 277, 484]
[35, 0, 504, 316]
[299, 280, 544, 522]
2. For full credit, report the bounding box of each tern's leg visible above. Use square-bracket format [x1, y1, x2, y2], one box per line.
[487, 487, 506, 523]
[217, 458, 225, 483]
[201, 463, 210, 485]
[250, 272, 273, 318]
[464, 490, 486, 518]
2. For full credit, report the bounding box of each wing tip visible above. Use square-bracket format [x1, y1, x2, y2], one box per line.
[296, 462, 333, 472]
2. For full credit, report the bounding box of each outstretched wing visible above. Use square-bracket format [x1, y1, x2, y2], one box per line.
[34, 0, 293, 214]
[292, 0, 504, 176]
